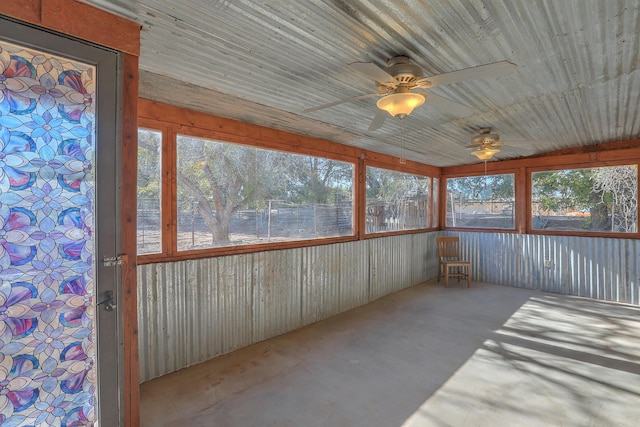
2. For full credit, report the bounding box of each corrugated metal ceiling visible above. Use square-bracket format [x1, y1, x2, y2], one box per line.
[85, 0, 640, 166]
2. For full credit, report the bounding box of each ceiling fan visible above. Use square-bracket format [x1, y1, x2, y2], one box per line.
[303, 56, 517, 131]
[466, 128, 535, 161]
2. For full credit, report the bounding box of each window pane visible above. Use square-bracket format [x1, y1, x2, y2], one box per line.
[446, 174, 515, 229]
[365, 167, 431, 233]
[432, 177, 439, 228]
[176, 135, 354, 250]
[137, 129, 162, 254]
[532, 165, 638, 233]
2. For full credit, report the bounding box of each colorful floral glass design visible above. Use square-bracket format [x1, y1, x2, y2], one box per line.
[0, 41, 97, 426]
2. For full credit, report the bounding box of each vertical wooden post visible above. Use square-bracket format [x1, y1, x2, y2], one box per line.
[356, 155, 366, 238]
[121, 53, 140, 427]
[517, 166, 528, 234]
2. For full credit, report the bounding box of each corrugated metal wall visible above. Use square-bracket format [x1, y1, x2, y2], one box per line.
[138, 233, 439, 382]
[138, 231, 639, 382]
[447, 231, 639, 305]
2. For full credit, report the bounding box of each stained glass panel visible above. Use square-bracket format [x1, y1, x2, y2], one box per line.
[0, 40, 97, 426]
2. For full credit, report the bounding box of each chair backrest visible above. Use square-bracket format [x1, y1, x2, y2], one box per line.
[437, 236, 461, 261]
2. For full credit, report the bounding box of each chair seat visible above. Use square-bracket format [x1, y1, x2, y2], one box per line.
[440, 261, 471, 288]
[436, 236, 471, 288]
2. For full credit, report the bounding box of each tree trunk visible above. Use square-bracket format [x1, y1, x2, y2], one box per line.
[589, 193, 609, 230]
[197, 200, 231, 243]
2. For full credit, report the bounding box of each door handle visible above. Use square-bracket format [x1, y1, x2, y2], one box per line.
[97, 290, 116, 312]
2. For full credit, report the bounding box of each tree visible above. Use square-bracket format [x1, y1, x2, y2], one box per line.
[446, 174, 514, 202]
[366, 168, 431, 229]
[176, 136, 354, 244]
[592, 165, 638, 232]
[137, 129, 163, 252]
[532, 166, 638, 231]
[177, 137, 287, 243]
[281, 157, 352, 205]
[532, 169, 594, 213]
[137, 129, 161, 200]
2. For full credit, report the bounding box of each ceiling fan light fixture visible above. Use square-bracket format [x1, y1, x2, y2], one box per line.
[471, 147, 500, 161]
[376, 92, 425, 118]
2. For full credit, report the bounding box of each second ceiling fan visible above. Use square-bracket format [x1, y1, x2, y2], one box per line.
[303, 55, 517, 131]
[467, 127, 541, 161]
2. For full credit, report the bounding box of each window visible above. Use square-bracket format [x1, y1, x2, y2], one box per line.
[446, 174, 515, 229]
[176, 135, 354, 250]
[137, 128, 162, 254]
[366, 166, 432, 233]
[532, 165, 638, 233]
[137, 102, 448, 261]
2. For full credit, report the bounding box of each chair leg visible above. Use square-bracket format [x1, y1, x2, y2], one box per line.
[444, 267, 449, 288]
[437, 263, 441, 282]
[467, 266, 471, 288]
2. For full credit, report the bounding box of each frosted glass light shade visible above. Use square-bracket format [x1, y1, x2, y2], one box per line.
[471, 147, 500, 161]
[376, 93, 425, 118]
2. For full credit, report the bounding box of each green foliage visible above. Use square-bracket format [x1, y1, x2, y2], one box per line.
[532, 169, 593, 212]
[280, 157, 353, 204]
[137, 129, 161, 199]
[531, 165, 637, 232]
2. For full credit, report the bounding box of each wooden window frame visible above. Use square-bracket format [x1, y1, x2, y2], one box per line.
[363, 162, 438, 238]
[441, 140, 640, 239]
[137, 100, 440, 264]
[527, 160, 640, 238]
[137, 123, 171, 257]
[443, 170, 519, 233]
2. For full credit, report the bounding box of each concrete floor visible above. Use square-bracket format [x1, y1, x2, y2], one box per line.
[140, 281, 640, 427]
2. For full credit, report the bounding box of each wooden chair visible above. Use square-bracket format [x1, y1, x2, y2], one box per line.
[436, 236, 471, 288]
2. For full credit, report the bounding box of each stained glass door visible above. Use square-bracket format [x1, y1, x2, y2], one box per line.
[0, 18, 122, 426]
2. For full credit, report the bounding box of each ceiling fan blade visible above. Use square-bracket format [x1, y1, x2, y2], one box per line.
[349, 62, 398, 85]
[416, 61, 517, 88]
[425, 93, 475, 117]
[368, 110, 388, 131]
[303, 92, 381, 114]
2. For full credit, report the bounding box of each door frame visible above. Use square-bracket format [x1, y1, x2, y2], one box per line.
[0, 14, 126, 425]
[0, 3, 141, 426]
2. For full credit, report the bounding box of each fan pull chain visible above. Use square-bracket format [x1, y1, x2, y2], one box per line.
[399, 118, 407, 165]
